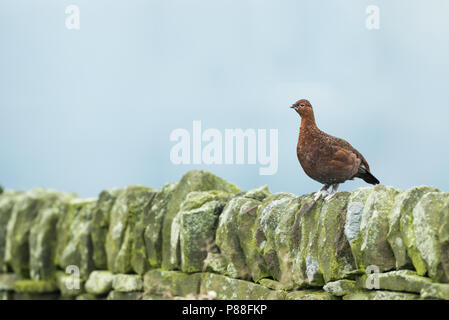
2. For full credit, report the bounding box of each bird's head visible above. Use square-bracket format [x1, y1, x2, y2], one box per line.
[290, 99, 314, 119]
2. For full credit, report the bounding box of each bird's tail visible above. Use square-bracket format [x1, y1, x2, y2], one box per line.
[357, 168, 380, 185]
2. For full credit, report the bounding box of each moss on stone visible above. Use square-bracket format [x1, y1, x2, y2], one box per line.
[143, 183, 177, 269]
[216, 196, 260, 279]
[144, 269, 201, 297]
[107, 290, 143, 300]
[59, 199, 97, 279]
[244, 185, 271, 201]
[200, 273, 285, 300]
[323, 279, 357, 296]
[106, 185, 155, 274]
[14, 280, 58, 293]
[179, 191, 230, 273]
[91, 188, 121, 269]
[5, 189, 63, 278]
[343, 290, 420, 300]
[420, 283, 449, 300]
[412, 192, 449, 282]
[0, 273, 19, 291]
[387, 186, 438, 271]
[55, 270, 85, 297]
[356, 270, 433, 293]
[76, 293, 103, 300]
[112, 274, 143, 292]
[0, 192, 19, 272]
[161, 170, 241, 270]
[84, 270, 114, 295]
[286, 289, 338, 300]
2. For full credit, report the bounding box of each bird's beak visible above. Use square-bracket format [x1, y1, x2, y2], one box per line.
[290, 104, 297, 109]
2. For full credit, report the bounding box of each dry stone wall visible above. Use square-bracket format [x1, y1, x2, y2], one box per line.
[0, 170, 449, 300]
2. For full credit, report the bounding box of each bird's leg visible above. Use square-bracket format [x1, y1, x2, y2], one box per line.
[314, 185, 330, 201]
[324, 184, 339, 201]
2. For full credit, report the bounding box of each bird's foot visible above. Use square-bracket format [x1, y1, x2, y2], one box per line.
[313, 189, 329, 201]
[324, 184, 339, 201]
[324, 192, 336, 201]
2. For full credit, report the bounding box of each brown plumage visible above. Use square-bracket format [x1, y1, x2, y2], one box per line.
[291, 99, 379, 200]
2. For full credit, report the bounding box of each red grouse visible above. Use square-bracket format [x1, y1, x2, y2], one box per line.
[291, 99, 379, 201]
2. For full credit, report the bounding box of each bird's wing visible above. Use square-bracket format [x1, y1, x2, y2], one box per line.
[314, 145, 362, 182]
[327, 135, 370, 171]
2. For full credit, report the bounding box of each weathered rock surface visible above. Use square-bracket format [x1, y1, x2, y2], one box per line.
[144, 269, 202, 298]
[0, 171, 448, 300]
[323, 279, 358, 296]
[55, 270, 84, 297]
[356, 270, 433, 293]
[106, 186, 155, 274]
[59, 199, 97, 279]
[84, 270, 114, 295]
[91, 188, 121, 269]
[5, 189, 64, 277]
[420, 282, 449, 300]
[200, 273, 285, 300]
[160, 170, 241, 270]
[112, 274, 143, 292]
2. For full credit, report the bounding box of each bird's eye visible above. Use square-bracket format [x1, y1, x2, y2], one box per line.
[300, 104, 305, 107]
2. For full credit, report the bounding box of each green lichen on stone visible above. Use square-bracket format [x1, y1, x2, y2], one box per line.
[84, 270, 114, 295]
[316, 192, 355, 283]
[106, 185, 155, 273]
[343, 290, 420, 300]
[323, 279, 358, 296]
[388, 186, 438, 272]
[107, 290, 143, 300]
[143, 269, 201, 297]
[412, 192, 449, 282]
[244, 185, 271, 201]
[345, 186, 399, 272]
[200, 273, 285, 300]
[0, 191, 20, 272]
[356, 270, 433, 293]
[91, 188, 121, 269]
[130, 188, 158, 275]
[179, 190, 230, 273]
[161, 170, 241, 270]
[5, 189, 63, 278]
[29, 207, 61, 280]
[143, 183, 177, 269]
[76, 293, 103, 300]
[14, 279, 58, 293]
[216, 196, 261, 279]
[257, 193, 301, 286]
[55, 270, 85, 297]
[361, 186, 399, 271]
[286, 289, 338, 300]
[293, 195, 327, 287]
[235, 196, 277, 283]
[29, 192, 74, 281]
[59, 198, 97, 279]
[141, 294, 172, 300]
[112, 274, 143, 292]
[0, 273, 19, 291]
[420, 283, 449, 300]
[202, 252, 229, 274]
[258, 278, 287, 291]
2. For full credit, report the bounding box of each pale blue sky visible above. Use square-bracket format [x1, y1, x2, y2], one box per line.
[1, 1, 449, 197]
